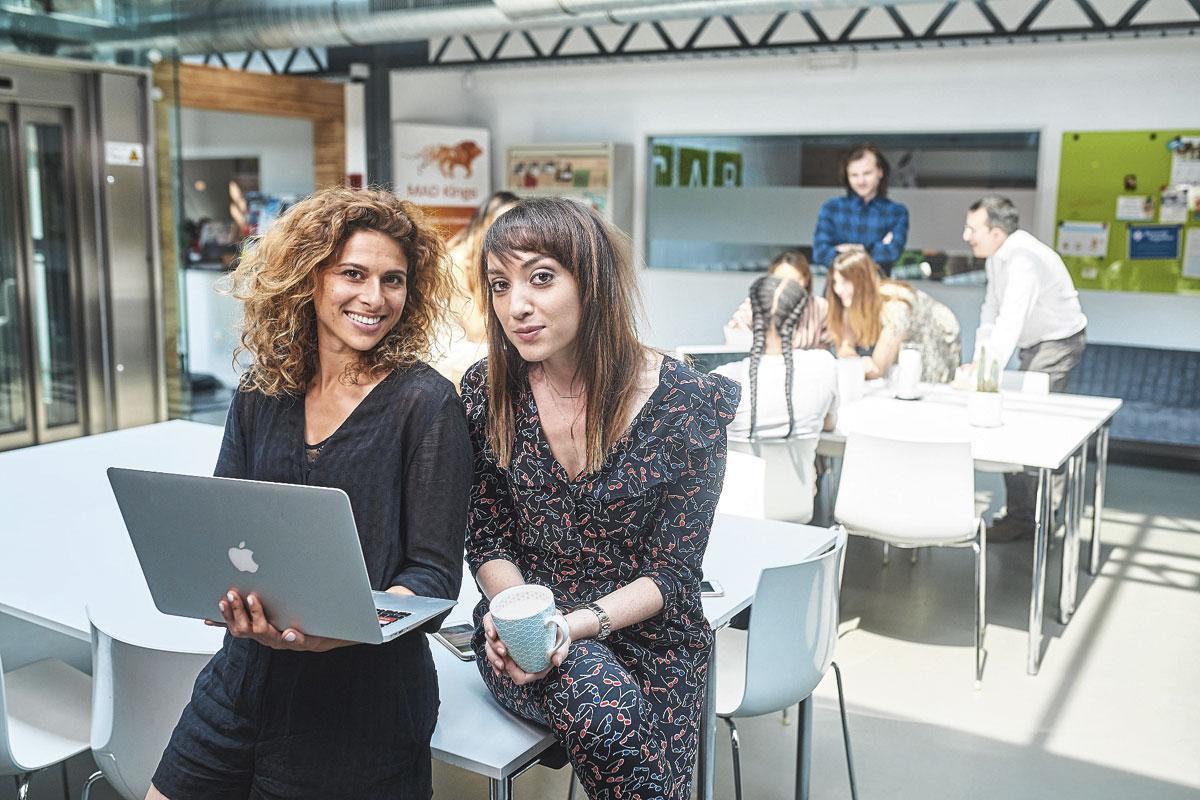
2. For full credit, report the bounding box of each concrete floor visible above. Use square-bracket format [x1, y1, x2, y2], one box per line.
[432, 462, 1200, 799]
[5, 463, 1197, 800]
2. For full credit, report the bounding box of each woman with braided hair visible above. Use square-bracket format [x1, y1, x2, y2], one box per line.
[714, 274, 839, 442]
[724, 249, 829, 349]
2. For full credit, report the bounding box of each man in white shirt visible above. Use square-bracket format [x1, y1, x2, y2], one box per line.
[963, 196, 1088, 541]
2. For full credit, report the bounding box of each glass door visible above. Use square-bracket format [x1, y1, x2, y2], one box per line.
[21, 105, 85, 442]
[0, 104, 33, 450]
[0, 102, 87, 450]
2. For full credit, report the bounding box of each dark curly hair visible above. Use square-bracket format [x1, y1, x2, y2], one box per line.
[227, 186, 451, 396]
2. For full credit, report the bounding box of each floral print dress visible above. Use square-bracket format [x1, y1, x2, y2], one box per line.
[462, 357, 739, 800]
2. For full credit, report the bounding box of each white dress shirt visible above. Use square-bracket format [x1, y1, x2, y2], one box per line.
[713, 350, 839, 440]
[979, 229, 1087, 368]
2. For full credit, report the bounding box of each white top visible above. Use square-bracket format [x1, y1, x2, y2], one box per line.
[980, 229, 1088, 368]
[713, 350, 839, 440]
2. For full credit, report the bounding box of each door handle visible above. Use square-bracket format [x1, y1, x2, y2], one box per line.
[0, 276, 14, 326]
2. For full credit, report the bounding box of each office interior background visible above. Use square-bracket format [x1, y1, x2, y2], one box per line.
[1, 1, 1198, 798]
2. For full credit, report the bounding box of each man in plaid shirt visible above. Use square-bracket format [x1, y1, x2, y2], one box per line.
[813, 143, 909, 276]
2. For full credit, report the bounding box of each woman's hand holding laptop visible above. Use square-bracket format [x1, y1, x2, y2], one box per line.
[208, 589, 355, 652]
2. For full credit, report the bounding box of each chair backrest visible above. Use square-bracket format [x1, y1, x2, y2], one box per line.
[732, 525, 847, 718]
[730, 437, 819, 523]
[718, 449, 766, 519]
[89, 615, 214, 800]
[834, 432, 976, 543]
[1001, 370, 1050, 394]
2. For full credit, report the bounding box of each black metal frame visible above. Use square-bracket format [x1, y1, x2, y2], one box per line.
[197, 47, 329, 74]
[421, 0, 1199, 69]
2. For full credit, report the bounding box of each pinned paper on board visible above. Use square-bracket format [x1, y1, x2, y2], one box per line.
[1056, 221, 1109, 257]
[1169, 137, 1200, 185]
[1128, 225, 1181, 260]
[1115, 194, 1154, 221]
[1160, 188, 1188, 224]
[1184, 227, 1200, 279]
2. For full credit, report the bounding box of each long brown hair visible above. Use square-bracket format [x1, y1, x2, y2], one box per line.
[480, 198, 649, 472]
[747, 276, 809, 439]
[826, 250, 911, 349]
[228, 186, 450, 396]
[447, 191, 519, 316]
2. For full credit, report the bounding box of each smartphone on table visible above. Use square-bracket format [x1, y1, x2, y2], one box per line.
[700, 579, 724, 597]
[432, 622, 476, 661]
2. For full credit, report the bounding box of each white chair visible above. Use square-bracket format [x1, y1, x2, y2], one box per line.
[82, 611, 216, 800]
[1000, 369, 1051, 394]
[0, 653, 92, 800]
[718, 449, 766, 519]
[834, 433, 988, 684]
[714, 525, 856, 800]
[730, 437, 820, 523]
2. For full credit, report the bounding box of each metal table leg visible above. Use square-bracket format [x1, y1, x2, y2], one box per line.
[1090, 426, 1110, 576]
[1058, 448, 1085, 624]
[489, 778, 509, 800]
[795, 695, 813, 800]
[1028, 468, 1052, 675]
[698, 640, 718, 800]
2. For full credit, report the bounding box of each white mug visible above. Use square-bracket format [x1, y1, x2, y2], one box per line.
[895, 347, 922, 400]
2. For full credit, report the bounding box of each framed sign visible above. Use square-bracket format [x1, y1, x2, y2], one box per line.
[393, 122, 490, 235]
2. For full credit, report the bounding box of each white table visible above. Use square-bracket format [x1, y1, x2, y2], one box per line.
[819, 383, 1121, 674]
[1, 422, 836, 800]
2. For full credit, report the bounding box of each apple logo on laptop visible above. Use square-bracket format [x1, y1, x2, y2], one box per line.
[228, 541, 259, 573]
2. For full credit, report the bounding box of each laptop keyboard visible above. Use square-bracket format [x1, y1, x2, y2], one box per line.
[377, 608, 412, 627]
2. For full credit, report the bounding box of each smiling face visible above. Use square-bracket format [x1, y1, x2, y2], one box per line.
[314, 228, 409, 356]
[963, 207, 1008, 258]
[846, 152, 884, 202]
[486, 249, 582, 369]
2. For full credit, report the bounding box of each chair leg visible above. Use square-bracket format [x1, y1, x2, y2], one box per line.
[81, 771, 106, 800]
[882, 542, 890, 566]
[831, 662, 859, 800]
[14, 773, 33, 800]
[566, 770, 578, 800]
[910, 547, 919, 565]
[975, 519, 988, 687]
[724, 717, 744, 800]
[60, 761, 70, 800]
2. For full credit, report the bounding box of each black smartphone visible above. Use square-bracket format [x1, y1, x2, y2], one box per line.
[432, 622, 476, 661]
[700, 579, 724, 597]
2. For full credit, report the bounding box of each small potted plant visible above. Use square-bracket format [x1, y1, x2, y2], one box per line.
[968, 349, 1004, 427]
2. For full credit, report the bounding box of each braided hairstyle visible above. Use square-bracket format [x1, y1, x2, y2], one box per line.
[747, 275, 810, 440]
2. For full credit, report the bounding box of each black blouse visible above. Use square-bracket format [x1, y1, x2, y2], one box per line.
[214, 363, 472, 632]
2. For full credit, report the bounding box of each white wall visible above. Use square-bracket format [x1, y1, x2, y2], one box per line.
[391, 38, 1200, 350]
[179, 108, 315, 197]
[345, 81, 368, 181]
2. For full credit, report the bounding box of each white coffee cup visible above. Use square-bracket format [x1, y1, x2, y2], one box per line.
[894, 346, 922, 400]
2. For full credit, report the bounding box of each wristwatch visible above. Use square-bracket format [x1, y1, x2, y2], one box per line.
[586, 601, 612, 641]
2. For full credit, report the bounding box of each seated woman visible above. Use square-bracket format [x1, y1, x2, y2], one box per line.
[148, 187, 472, 800]
[725, 249, 829, 349]
[714, 274, 838, 441]
[827, 250, 961, 383]
[462, 197, 739, 800]
[432, 190, 519, 388]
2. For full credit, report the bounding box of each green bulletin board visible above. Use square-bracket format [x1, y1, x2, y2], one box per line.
[1056, 130, 1200, 294]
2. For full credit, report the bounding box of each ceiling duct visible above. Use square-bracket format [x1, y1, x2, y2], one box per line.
[67, 0, 913, 56]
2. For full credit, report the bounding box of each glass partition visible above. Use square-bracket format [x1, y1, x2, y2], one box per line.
[645, 131, 1039, 275]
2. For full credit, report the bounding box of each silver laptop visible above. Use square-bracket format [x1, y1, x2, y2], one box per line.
[107, 467, 455, 644]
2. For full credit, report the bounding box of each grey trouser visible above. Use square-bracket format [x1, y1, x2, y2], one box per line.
[1004, 328, 1088, 524]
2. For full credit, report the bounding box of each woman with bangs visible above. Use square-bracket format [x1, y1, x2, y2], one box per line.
[827, 249, 961, 383]
[148, 187, 472, 800]
[461, 197, 740, 799]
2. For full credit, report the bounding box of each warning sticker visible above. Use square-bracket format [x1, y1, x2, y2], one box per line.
[105, 142, 145, 167]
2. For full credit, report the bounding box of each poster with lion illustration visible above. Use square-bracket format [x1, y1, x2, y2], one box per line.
[393, 122, 491, 236]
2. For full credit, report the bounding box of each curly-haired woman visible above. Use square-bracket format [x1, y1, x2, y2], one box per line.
[147, 187, 472, 800]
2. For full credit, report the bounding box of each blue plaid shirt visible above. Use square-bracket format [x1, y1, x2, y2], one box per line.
[812, 193, 909, 272]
